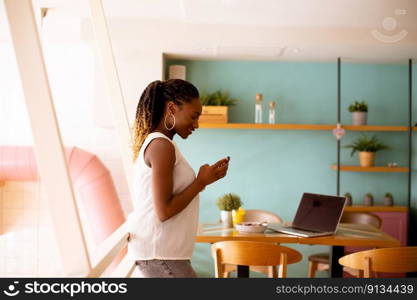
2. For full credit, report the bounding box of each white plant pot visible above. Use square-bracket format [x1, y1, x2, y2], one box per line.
[352, 112, 367, 125]
[220, 210, 233, 228]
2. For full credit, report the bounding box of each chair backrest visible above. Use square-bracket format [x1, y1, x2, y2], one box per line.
[211, 241, 302, 278]
[244, 209, 283, 223]
[339, 247, 417, 277]
[341, 212, 382, 228]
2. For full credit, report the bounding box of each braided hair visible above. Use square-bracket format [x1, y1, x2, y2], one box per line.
[132, 79, 199, 161]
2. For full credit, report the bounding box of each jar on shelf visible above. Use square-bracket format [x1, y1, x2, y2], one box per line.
[268, 101, 276, 124]
[255, 93, 263, 124]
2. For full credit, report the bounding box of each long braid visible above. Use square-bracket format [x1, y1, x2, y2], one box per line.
[132, 79, 199, 161]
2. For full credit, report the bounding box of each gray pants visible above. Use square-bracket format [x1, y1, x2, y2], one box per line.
[135, 259, 197, 278]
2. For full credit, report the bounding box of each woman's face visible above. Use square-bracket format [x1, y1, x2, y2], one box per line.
[170, 98, 202, 139]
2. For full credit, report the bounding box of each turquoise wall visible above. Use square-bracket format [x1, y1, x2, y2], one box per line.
[166, 59, 416, 277]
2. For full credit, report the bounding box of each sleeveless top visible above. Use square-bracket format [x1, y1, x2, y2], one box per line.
[127, 132, 200, 260]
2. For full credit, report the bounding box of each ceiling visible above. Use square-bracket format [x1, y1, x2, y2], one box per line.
[1, 0, 416, 62]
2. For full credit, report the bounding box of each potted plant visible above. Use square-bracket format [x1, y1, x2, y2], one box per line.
[364, 193, 374, 206]
[216, 193, 242, 228]
[383, 192, 394, 206]
[344, 192, 352, 206]
[344, 135, 389, 167]
[348, 100, 368, 125]
[199, 90, 237, 124]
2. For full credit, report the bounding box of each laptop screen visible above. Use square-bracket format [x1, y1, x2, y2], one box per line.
[292, 193, 346, 232]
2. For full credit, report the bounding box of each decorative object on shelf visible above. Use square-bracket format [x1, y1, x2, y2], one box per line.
[387, 162, 398, 167]
[255, 93, 263, 123]
[331, 165, 408, 173]
[332, 123, 346, 140]
[199, 90, 237, 123]
[344, 192, 352, 206]
[268, 101, 276, 124]
[344, 134, 389, 167]
[383, 192, 394, 206]
[216, 193, 242, 228]
[232, 207, 246, 226]
[363, 193, 374, 206]
[168, 65, 186, 80]
[348, 100, 368, 125]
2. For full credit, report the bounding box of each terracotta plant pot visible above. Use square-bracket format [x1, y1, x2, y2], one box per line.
[359, 151, 375, 167]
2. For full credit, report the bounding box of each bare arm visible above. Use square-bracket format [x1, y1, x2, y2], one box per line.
[146, 138, 229, 222]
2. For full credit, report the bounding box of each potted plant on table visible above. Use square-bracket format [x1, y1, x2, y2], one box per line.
[216, 193, 242, 228]
[199, 90, 237, 124]
[348, 100, 368, 125]
[344, 135, 389, 167]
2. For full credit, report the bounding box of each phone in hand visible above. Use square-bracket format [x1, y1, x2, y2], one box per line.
[218, 156, 230, 168]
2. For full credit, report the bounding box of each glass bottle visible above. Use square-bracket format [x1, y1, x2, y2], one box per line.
[255, 93, 263, 123]
[268, 101, 276, 124]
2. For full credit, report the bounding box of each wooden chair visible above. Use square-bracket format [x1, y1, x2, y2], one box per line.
[212, 241, 302, 278]
[223, 210, 283, 277]
[339, 247, 417, 277]
[243, 209, 283, 223]
[307, 212, 382, 277]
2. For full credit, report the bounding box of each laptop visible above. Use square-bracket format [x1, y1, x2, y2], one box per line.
[268, 193, 346, 237]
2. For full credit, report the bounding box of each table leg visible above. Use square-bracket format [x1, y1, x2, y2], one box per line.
[330, 246, 344, 277]
[237, 265, 249, 278]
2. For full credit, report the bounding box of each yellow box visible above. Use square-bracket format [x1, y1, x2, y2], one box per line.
[199, 106, 228, 124]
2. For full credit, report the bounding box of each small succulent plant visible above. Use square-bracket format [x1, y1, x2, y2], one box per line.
[216, 193, 242, 211]
[348, 100, 368, 112]
[383, 193, 394, 206]
[344, 192, 352, 206]
[200, 90, 238, 106]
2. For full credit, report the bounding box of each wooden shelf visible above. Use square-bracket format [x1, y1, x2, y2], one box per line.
[345, 206, 408, 212]
[199, 123, 335, 130]
[199, 123, 416, 131]
[342, 125, 409, 131]
[331, 165, 409, 172]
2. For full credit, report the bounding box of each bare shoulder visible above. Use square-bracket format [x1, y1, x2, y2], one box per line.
[144, 137, 175, 168]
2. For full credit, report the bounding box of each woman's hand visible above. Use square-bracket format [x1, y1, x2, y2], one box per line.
[196, 157, 230, 188]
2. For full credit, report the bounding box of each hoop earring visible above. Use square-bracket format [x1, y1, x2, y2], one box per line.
[164, 114, 176, 131]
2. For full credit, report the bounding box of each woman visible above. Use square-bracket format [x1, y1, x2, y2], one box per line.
[127, 79, 229, 277]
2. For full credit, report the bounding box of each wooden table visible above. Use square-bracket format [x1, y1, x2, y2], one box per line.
[196, 223, 400, 278]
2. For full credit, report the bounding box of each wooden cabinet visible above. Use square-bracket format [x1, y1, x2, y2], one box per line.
[344, 206, 408, 246]
[373, 211, 408, 246]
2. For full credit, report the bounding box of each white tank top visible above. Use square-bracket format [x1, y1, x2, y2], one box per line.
[127, 132, 200, 260]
